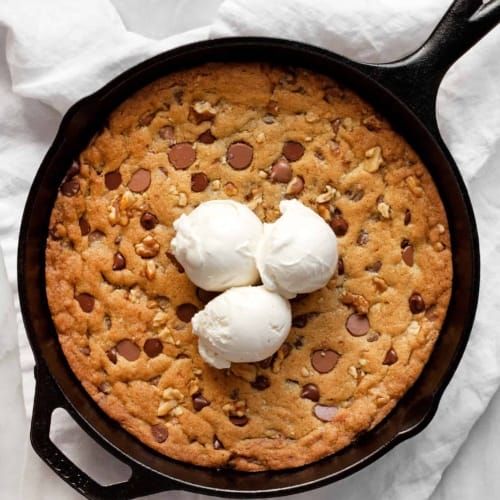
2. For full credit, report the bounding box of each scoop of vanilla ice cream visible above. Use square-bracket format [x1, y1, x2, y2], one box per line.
[171, 200, 263, 291]
[256, 199, 338, 299]
[191, 286, 292, 369]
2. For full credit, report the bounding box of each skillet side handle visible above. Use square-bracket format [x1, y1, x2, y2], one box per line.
[30, 362, 176, 499]
[363, 0, 500, 133]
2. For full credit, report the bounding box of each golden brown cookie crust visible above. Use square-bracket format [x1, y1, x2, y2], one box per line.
[45, 63, 452, 471]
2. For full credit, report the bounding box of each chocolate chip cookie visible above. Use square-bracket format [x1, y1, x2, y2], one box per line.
[45, 63, 452, 471]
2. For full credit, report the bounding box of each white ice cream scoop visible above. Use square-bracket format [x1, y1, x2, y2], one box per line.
[171, 200, 263, 291]
[256, 199, 338, 299]
[191, 286, 292, 369]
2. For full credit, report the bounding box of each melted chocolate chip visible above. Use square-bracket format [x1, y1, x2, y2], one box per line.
[383, 348, 398, 365]
[259, 356, 273, 369]
[61, 178, 80, 197]
[270, 158, 292, 183]
[159, 125, 175, 145]
[144, 338, 163, 358]
[198, 129, 216, 144]
[337, 257, 345, 275]
[313, 404, 338, 422]
[112, 252, 126, 270]
[192, 394, 210, 411]
[357, 230, 369, 245]
[176, 303, 199, 322]
[88, 230, 105, 244]
[79, 346, 90, 356]
[115, 339, 141, 361]
[311, 350, 340, 373]
[128, 168, 151, 193]
[168, 143, 196, 170]
[213, 435, 224, 449]
[104, 170, 122, 190]
[365, 261, 382, 272]
[196, 287, 219, 304]
[346, 313, 370, 337]
[75, 293, 95, 313]
[98, 381, 111, 394]
[151, 423, 168, 443]
[292, 314, 309, 328]
[300, 383, 320, 401]
[348, 189, 365, 202]
[409, 292, 425, 313]
[166, 252, 184, 273]
[140, 212, 159, 230]
[106, 348, 117, 364]
[330, 216, 349, 236]
[282, 141, 305, 162]
[251, 375, 270, 391]
[191, 172, 209, 192]
[67, 161, 80, 179]
[402, 245, 415, 266]
[226, 142, 253, 170]
[404, 209, 412, 225]
[138, 112, 155, 127]
[79, 217, 91, 236]
[229, 415, 248, 426]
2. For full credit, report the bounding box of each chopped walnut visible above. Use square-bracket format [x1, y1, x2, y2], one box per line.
[316, 204, 331, 221]
[135, 234, 160, 258]
[222, 399, 247, 417]
[188, 378, 200, 396]
[360, 146, 383, 173]
[190, 100, 216, 123]
[177, 192, 188, 207]
[271, 343, 292, 374]
[152, 311, 168, 328]
[145, 260, 156, 279]
[377, 201, 391, 219]
[224, 182, 238, 196]
[315, 185, 337, 204]
[211, 179, 221, 190]
[406, 320, 421, 335]
[405, 175, 423, 197]
[340, 290, 369, 314]
[255, 132, 265, 144]
[230, 363, 257, 382]
[373, 276, 388, 292]
[305, 111, 320, 123]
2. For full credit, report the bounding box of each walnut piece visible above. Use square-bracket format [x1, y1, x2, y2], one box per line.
[360, 146, 383, 173]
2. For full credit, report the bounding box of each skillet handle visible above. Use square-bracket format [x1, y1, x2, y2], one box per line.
[30, 362, 176, 499]
[361, 0, 500, 134]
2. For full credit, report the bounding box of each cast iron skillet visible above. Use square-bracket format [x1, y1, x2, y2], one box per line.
[18, 0, 499, 498]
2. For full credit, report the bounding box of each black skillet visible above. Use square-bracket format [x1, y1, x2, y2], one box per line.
[17, 0, 500, 498]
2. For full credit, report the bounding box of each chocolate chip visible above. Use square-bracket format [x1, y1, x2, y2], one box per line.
[198, 129, 216, 144]
[229, 416, 248, 426]
[266, 100, 279, 115]
[311, 349, 340, 373]
[104, 170, 122, 190]
[114, 236, 122, 245]
[79, 346, 90, 356]
[151, 423, 168, 443]
[338, 257, 345, 275]
[192, 394, 210, 411]
[144, 338, 163, 358]
[404, 209, 412, 225]
[112, 252, 126, 270]
[191, 172, 209, 192]
[213, 435, 224, 449]
[128, 168, 151, 193]
[61, 178, 80, 197]
[172, 88, 184, 104]
[282, 141, 305, 162]
[104, 315, 112, 330]
[169, 143, 196, 170]
[176, 303, 198, 322]
[293, 336, 304, 349]
[166, 252, 184, 273]
[409, 292, 425, 313]
[251, 375, 270, 391]
[402, 245, 414, 266]
[313, 404, 338, 422]
[159, 125, 175, 145]
[75, 293, 95, 313]
[270, 158, 292, 183]
[79, 217, 91, 236]
[140, 212, 159, 230]
[357, 230, 369, 245]
[367, 332, 379, 342]
[196, 287, 219, 304]
[331, 118, 342, 134]
[349, 189, 365, 202]
[383, 348, 398, 365]
[300, 383, 320, 401]
[346, 313, 370, 337]
[106, 348, 117, 364]
[229, 388, 240, 401]
[115, 339, 141, 361]
[365, 261, 382, 272]
[98, 381, 111, 394]
[227, 142, 253, 170]
[330, 216, 349, 236]
[259, 356, 273, 369]
[292, 314, 309, 328]
[88, 230, 105, 244]
[67, 160, 80, 179]
[138, 112, 155, 127]
[286, 175, 305, 196]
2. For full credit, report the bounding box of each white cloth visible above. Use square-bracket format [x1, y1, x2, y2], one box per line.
[0, 0, 499, 499]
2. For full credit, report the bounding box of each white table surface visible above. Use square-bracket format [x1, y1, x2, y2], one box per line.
[1, 1, 500, 498]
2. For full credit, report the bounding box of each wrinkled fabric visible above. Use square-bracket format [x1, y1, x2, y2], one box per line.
[0, 0, 499, 499]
